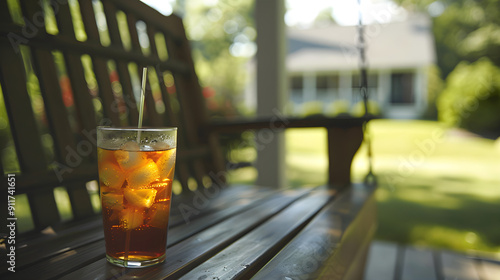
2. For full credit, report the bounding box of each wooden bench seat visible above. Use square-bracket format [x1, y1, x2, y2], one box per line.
[0, 184, 375, 279]
[0, 0, 376, 278]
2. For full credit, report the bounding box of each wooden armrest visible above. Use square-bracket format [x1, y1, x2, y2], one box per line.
[207, 116, 374, 133]
[206, 116, 374, 188]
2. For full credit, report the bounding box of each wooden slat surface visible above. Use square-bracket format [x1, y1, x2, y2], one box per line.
[401, 247, 437, 280]
[478, 259, 500, 280]
[80, 0, 118, 126]
[16, 0, 64, 229]
[57, 188, 314, 280]
[5, 186, 288, 279]
[11, 185, 276, 270]
[0, 183, 385, 280]
[53, 0, 96, 219]
[252, 184, 376, 280]
[363, 241, 398, 280]
[362, 242, 500, 280]
[0, 45, 47, 173]
[179, 188, 333, 280]
[440, 251, 480, 280]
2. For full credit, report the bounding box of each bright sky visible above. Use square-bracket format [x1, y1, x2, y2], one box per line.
[286, 0, 409, 27]
[141, 0, 406, 27]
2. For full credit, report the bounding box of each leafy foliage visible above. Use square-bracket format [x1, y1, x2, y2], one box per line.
[183, 0, 256, 119]
[395, 0, 500, 78]
[437, 58, 500, 135]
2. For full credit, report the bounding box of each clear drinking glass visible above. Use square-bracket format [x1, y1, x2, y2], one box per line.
[97, 127, 177, 268]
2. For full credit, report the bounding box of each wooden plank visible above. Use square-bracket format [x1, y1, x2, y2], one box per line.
[394, 245, 405, 280]
[0, 30, 190, 74]
[328, 126, 363, 188]
[0, 0, 12, 23]
[56, 188, 312, 280]
[164, 16, 204, 144]
[168, 184, 277, 226]
[30, 47, 96, 220]
[92, 57, 120, 125]
[125, 13, 142, 53]
[109, 0, 184, 40]
[55, 1, 97, 134]
[93, 67, 121, 126]
[168, 188, 309, 246]
[102, 0, 138, 128]
[11, 186, 279, 273]
[8, 165, 97, 194]
[79, 0, 119, 126]
[209, 117, 369, 132]
[156, 34, 179, 128]
[343, 231, 372, 280]
[10, 189, 292, 280]
[30, 49, 75, 159]
[100, 1, 138, 126]
[115, 60, 139, 126]
[0, 45, 46, 174]
[54, 0, 96, 219]
[401, 247, 437, 280]
[78, 1, 100, 45]
[363, 241, 398, 280]
[16, 0, 62, 229]
[440, 251, 480, 280]
[252, 184, 376, 280]
[477, 259, 500, 280]
[123, 12, 162, 127]
[178, 188, 333, 280]
[162, 16, 213, 189]
[101, 0, 122, 48]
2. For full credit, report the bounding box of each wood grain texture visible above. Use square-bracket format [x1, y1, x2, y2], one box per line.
[54, 0, 96, 219]
[15, 0, 64, 229]
[440, 251, 480, 280]
[477, 259, 500, 280]
[328, 126, 364, 188]
[6, 186, 285, 280]
[363, 241, 398, 280]
[12, 185, 274, 269]
[178, 188, 334, 280]
[252, 184, 376, 280]
[401, 247, 437, 280]
[57, 188, 313, 280]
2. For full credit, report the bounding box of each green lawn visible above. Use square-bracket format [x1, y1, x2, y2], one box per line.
[230, 119, 500, 258]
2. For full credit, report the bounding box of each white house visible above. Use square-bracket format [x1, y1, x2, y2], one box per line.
[245, 14, 436, 119]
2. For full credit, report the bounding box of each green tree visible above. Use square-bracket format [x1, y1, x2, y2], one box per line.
[182, 0, 256, 118]
[395, 0, 500, 78]
[437, 58, 500, 135]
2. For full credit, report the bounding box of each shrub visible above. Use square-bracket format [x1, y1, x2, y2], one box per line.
[351, 100, 381, 117]
[437, 57, 500, 136]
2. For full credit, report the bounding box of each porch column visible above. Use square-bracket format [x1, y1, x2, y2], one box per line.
[303, 72, 316, 102]
[255, 0, 287, 188]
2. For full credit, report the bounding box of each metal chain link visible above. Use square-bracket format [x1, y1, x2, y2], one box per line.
[357, 0, 376, 184]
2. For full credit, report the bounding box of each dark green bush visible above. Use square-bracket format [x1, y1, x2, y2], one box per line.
[437, 57, 500, 136]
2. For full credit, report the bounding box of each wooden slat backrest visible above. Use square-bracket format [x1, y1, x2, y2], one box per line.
[0, 1, 61, 229]
[0, 0, 223, 234]
[51, 0, 97, 219]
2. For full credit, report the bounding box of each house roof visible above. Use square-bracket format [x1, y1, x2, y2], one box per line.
[287, 14, 436, 72]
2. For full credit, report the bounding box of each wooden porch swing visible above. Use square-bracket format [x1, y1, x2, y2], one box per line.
[0, 0, 376, 279]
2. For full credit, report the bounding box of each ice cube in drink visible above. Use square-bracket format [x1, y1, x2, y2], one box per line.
[98, 144, 176, 266]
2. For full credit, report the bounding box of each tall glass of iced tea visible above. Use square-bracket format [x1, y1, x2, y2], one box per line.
[97, 127, 177, 268]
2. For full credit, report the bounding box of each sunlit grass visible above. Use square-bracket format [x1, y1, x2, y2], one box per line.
[283, 119, 500, 258]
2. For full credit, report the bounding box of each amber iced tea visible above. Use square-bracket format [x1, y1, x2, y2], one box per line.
[97, 127, 176, 268]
